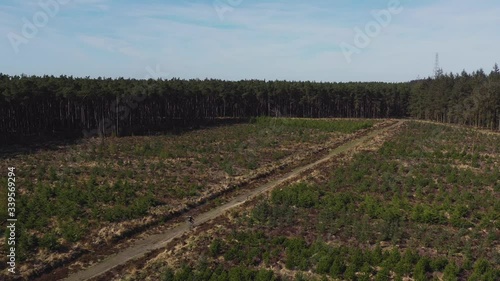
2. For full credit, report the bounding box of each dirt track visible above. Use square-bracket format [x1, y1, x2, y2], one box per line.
[62, 120, 404, 281]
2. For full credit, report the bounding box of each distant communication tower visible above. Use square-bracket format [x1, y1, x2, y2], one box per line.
[433, 53, 443, 78]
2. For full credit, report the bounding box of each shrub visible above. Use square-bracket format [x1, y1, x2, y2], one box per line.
[430, 257, 448, 271]
[442, 262, 459, 281]
[271, 183, 320, 208]
[316, 255, 334, 274]
[61, 221, 84, 243]
[209, 238, 223, 257]
[40, 231, 59, 251]
[255, 269, 275, 281]
[413, 256, 431, 281]
[252, 201, 271, 223]
[375, 267, 390, 281]
[344, 263, 358, 280]
[160, 267, 175, 281]
[329, 258, 346, 278]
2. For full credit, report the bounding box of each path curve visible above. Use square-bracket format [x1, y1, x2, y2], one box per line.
[63, 121, 403, 281]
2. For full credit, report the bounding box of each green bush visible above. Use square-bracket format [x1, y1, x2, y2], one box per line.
[413, 256, 431, 281]
[160, 267, 175, 281]
[375, 267, 390, 281]
[429, 256, 448, 271]
[61, 220, 84, 243]
[468, 259, 500, 280]
[255, 269, 275, 281]
[209, 238, 223, 257]
[316, 255, 334, 274]
[329, 258, 346, 278]
[442, 262, 459, 281]
[40, 231, 59, 251]
[285, 238, 310, 270]
[252, 201, 272, 223]
[271, 183, 320, 208]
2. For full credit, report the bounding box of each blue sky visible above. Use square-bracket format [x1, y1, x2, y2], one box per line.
[1, 0, 499, 82]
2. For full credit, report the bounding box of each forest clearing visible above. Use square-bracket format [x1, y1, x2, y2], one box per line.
[1, 119, 498, 280]
[96, 121, 499, 281]
[0, 118, 381, 280]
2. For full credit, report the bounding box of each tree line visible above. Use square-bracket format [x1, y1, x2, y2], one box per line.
[0, 63, 498, 143]
[410, 64, 500, 130]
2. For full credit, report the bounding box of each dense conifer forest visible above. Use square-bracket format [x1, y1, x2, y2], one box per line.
[0, 63, 499, 143]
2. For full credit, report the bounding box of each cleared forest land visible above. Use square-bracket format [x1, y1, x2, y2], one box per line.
[0, 118, 379, 280]
[115, 122, 500, 281]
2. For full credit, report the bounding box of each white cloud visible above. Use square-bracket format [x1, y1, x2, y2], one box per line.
[78, 35, 145, 58]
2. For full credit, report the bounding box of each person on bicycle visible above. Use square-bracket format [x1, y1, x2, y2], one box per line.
[187, 216, 195, 229]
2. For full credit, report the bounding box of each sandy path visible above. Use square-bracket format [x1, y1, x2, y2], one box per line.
[63, 121, 403, 281]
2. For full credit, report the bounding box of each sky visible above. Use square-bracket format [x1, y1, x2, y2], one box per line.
[0, 0, 499, 82]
